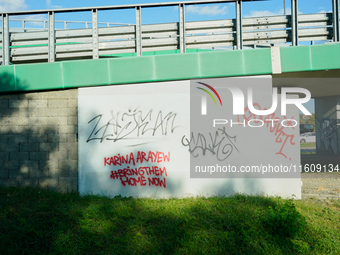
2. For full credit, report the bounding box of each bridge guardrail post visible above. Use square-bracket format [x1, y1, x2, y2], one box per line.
[236, 0, 243, 50]
[2, 13, 9, 65]
[291, 0, 298, 46]
[179, 3, 186, 53]
[48, 11, 55, 62]
[135, 6, 142, 56]
[332, 0, 340, 42]
[92, 9, 99, 59]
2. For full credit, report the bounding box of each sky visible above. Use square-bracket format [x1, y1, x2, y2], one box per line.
[1, 0, 322, 112]
[0, 0, 333, 27]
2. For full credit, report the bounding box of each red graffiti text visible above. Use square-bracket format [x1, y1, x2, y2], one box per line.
[104, 151, 170, 166]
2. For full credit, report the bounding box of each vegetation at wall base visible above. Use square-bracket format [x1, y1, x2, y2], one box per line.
[0, 187, 339, 255]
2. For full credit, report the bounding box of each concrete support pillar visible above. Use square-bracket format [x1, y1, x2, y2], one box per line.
[315, 96, 340, 155]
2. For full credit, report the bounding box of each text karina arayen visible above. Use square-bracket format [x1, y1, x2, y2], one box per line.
[104, 151, 170, 166]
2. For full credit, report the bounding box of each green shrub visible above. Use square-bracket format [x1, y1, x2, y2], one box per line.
[264, 198, 306, 238]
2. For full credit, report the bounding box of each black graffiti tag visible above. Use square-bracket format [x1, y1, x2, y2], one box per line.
[87, 109, 177, 143]
[181, 127, 239, 161]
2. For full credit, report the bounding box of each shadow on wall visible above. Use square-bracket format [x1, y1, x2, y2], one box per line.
[0, 71, 78, 191]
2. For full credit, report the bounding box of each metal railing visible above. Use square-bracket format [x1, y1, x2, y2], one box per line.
[8, 19, 132, 31]
[0, 0, 339, 65]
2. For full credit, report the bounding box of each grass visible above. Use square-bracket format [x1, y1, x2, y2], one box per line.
[300, 143, 316, 148]
[1, 187, 340, 255]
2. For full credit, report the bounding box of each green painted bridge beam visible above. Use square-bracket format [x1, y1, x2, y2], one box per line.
[280, 43, 340, 72]
[0, 43, 339, 93]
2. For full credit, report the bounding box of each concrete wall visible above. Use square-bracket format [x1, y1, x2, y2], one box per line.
[0, 89, 78, 192]
[0, 80, 304, 198]
[315, 96, 340, 155]
[78, 79, 301, 199]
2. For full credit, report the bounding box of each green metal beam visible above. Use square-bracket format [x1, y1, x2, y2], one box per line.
[280, 44, 340, 72]
[0, 43, 339, 93]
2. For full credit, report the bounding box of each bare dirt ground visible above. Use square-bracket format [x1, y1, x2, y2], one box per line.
[301, 147, 340, 200]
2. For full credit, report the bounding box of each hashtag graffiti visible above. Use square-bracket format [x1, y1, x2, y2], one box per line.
[110, 171, 119, 179]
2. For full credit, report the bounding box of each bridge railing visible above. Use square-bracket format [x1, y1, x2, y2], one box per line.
[7, 19, 132, 31]
[0, 0, 339, 65]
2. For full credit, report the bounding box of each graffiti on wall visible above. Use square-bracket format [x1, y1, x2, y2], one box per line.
[86, 109, 177, 144]
[316, 118, 338, 155]
[181, 127, 238, 161]
[84, 110, 177, 188]
[106, 151, 170, 188]
[78, 79, 301, 198]
[237, 103, 296, 159]
[181, 103, 296, 161]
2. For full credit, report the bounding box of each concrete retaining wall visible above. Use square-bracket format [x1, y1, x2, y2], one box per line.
[0, 89, 78, 192]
